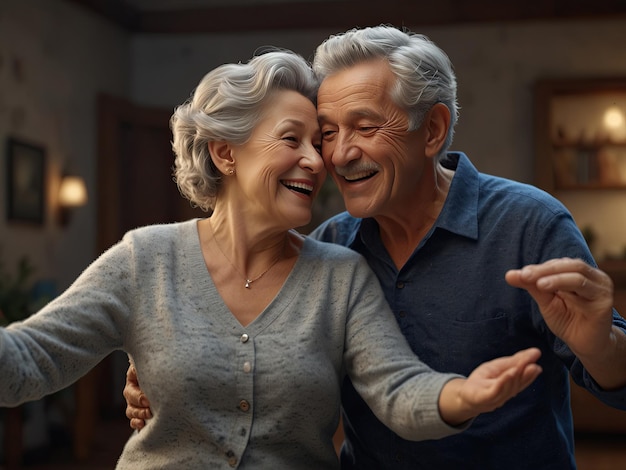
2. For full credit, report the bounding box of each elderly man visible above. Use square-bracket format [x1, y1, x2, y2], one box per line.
[126, 25, 626, 469]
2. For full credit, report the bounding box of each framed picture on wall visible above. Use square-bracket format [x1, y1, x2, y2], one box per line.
[5, 137, 46, 224]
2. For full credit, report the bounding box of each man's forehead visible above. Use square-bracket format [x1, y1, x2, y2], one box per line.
[317, 81, 391, 122]
[319, 62, 392, 99]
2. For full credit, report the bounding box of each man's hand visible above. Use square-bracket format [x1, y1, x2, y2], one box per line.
[505, 257, 626, 390]
[123, 363, 152, 430]
[505, 258, 614, 355]
[439, 347, 542, 426]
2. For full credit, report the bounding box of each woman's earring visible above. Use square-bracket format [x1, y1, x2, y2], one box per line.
[228, 168, 235, 175]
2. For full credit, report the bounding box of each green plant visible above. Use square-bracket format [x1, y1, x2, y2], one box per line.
[0, 255, 35, 325]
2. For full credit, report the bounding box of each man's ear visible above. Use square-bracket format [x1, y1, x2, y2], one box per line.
[208, 140, 235, 175]
[424, 103, 451, 158]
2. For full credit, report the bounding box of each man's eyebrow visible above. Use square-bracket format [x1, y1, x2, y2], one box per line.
[318, 109, 382, 124]
[348, 108, 381, 119]
[317, 113, 331, 124]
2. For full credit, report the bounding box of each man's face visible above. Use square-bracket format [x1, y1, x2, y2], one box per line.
[317, 59, 430, 219]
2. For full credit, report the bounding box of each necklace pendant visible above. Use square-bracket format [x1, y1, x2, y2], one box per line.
[245, 279, 251, 288]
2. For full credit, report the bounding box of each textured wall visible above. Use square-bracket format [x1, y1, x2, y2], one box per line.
[2, 2, 626, 293]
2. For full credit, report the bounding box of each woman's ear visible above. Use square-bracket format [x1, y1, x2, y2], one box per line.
[424, 103, 451, 158]
[208, 141, 235, 176]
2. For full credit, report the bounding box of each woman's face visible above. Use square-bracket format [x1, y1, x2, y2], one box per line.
[229, 89, 325, 229]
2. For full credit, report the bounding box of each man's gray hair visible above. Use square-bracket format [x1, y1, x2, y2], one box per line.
[313, 25, 458, 160]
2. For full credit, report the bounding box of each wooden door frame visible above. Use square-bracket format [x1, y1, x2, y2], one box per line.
[96, 93, 173, 253]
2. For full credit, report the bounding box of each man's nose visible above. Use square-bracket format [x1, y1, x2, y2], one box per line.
[332, 132, 360, 165]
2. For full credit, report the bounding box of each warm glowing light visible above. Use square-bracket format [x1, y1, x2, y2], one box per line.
[603, 105, 625, 129]
[59, 176, 88, 207]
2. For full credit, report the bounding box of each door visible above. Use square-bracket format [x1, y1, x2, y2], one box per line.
[97, 93, 205, 253]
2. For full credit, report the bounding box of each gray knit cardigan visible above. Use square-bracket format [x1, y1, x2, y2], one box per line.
[0, 220, 462, 469]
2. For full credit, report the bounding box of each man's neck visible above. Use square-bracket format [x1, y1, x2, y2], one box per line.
[376, 163, 454, 269]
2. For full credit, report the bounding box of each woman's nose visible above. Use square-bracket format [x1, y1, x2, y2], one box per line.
[301, 145, 325, 174]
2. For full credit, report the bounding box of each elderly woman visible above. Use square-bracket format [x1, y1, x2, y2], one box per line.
[0, 50, 541, 469]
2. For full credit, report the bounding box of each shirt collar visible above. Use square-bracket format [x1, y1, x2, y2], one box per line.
[435, 152, 479, 240]
[355, 152, 479, 250]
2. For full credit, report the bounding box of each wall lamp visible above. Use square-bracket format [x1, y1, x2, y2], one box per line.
[58, 175, 88, 226]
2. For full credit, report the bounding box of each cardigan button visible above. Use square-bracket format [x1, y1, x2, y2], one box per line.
[241, 333, 249, 343]
[226, 450, 237, 467]
[239, 399, 250, 412]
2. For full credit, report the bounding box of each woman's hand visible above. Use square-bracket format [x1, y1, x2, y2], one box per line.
[123, 363, 152, 430]
[439, 348, 542, 426]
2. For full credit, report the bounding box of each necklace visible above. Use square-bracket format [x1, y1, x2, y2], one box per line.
[209, 221, 281, 289]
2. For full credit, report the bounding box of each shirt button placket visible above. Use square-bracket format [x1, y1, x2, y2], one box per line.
[395, 279, 407, 320]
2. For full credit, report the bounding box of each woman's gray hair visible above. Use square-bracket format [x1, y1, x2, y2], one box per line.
[312, 25, 458, 161]
[172, 49, 319, 212]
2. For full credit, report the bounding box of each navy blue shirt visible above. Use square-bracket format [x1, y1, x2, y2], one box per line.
[311, 153, 626, 469]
